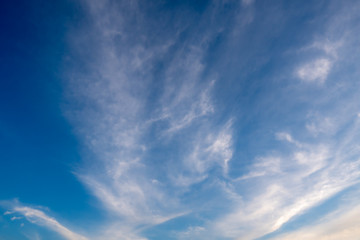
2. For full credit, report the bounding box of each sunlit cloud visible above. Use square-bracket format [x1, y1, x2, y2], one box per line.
[273, 201, 360, 240]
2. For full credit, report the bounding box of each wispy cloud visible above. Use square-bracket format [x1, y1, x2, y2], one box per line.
[2, 201, 88, 240]
[297, 58, 332, 84]
[273, 200, 360, 240]
[10, 216, 23, 221]
[294, 2, 360, 86]
[171, 119, 233, 187]
[162, 80, 216, 134]
[61, 0, 360, 239]
[64, 0, 237, 238]
[212, 112, 360, 239]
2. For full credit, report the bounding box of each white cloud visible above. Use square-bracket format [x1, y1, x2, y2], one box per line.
[10, 216, 22, 221]
[297, 58, 332, 84]
[166, 119, 233, 190]
[177, 120, 233, 184]
[295, 37, 343, 85]
[311, 40, 342, 58]
[276, 132, 302, 147]
[273, 201, 360, 240]
[234, 156, 281, 181]
[64, 0, 235, 238]
[214, 160, 360, 239]
[4, 203, 87, 240]
[66, 1, 182, 232]
[211, 114, 360, 239]
[163, 80, 216, 134]
[205, 121, 233, 173]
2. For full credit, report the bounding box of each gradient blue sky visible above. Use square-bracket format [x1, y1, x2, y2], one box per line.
[1, 0, 360, 239]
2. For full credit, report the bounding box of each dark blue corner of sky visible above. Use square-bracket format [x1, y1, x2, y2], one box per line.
[0, 0, 91, 218]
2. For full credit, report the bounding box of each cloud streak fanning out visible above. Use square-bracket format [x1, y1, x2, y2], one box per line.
[3, 202, 88, 240]
[60, 0, 360, 239]
[64, 0, 237, 237]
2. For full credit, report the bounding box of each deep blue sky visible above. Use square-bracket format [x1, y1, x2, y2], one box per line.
[0, 0, 96, 230]
[1, 0, 360, 239]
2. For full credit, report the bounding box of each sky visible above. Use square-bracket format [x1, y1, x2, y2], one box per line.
[1, 0, 360, 239]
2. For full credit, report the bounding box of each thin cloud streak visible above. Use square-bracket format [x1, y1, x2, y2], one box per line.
[273, 200, 360, 240]
[3, 202, 88, 240]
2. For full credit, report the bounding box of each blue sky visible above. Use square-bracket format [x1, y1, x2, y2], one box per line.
[1, 0, 360, 239]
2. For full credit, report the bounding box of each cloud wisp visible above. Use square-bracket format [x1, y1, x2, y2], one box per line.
[2, 201, 88, 240]
[297, 58, 332, 84]
[273, 196, 360, 240]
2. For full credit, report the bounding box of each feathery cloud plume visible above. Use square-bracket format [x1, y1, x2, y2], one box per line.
[2, 201, 87, 240]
